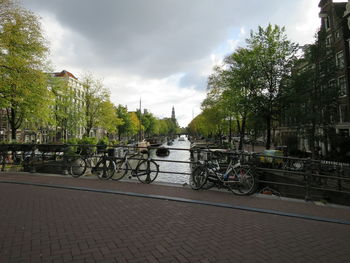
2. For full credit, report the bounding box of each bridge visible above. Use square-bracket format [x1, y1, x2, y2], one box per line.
[0, 171, 350, 262]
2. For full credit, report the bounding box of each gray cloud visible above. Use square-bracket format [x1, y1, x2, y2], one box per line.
[20, 0, 320, 125]
[22, 0, 304, 78]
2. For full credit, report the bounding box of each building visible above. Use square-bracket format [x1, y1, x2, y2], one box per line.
[319, 0, 350, 135]
[276, 0, 350, 158]
[47, 70, 86, 141]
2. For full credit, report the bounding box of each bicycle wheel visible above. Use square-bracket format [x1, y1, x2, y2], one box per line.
[111, 160, 128, 181]
[70, 157, 87, 178]
[93, 158, 116, 180]
[226, 166, 257, 195]
[135, 159, 159, 184]
[189, 165, 208, 190]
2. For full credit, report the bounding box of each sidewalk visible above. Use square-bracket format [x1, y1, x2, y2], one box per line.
[0, 172, 349, 262]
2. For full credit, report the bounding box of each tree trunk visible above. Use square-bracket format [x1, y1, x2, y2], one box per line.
[266, 115, 271, 149]
[118, 130, 121, 142]
[11, 127, 16, 141]
[309, 122, 316, 159]
[238, 116, 246, 151]
[8, 108, 18, 141]
[228, 117, 232, 144]
[85, 127, 91, 137]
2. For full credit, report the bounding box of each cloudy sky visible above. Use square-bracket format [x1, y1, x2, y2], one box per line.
[21, 0, 330, 127]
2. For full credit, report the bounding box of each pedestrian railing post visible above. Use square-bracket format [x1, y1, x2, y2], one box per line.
[304, 158, 312, 201]
[1, 151, 6, 172]
[337, 165, 343, 191]
[146, 146, 151, 183]
[30, 145, 36, 173]
[61, 145, 69, 175]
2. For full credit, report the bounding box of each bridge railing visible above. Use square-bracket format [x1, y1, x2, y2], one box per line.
[0, 143, 349, 205]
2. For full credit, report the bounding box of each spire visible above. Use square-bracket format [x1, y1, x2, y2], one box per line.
[171, 106, 175, 120]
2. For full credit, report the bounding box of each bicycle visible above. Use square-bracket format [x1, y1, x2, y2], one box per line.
[69, 149, 116, 180]
[111, 147, 159, 184]
[190, 150, 257, 195]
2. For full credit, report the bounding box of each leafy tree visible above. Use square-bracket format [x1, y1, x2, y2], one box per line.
[128, 111, 142, 138]
[207, 47, 261, 149]
[247, 24, 298, 149]
[99, 100, 122, 135]
[142, 112, 158, 137]
[0, 3, 50, 140]
[116, 104, 132, 141]
[81, 74, 110, 137]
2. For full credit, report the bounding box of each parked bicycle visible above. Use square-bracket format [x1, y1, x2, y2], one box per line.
[69, 148, 116, 180]
[112, 147, 159, 184]
[190, 150, 257, 195]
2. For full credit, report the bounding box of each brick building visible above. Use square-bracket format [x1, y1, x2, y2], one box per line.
[276, 0, 350, 157]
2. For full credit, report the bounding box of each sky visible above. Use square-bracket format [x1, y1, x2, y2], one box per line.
[20, 0, 332, 127]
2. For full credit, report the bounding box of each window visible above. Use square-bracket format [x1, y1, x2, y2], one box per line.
[324, 16, 331, 30]
[336, 51, 344, 69]
[329, 79, 337, 89]
[338, 128, 349, 137]
[338, 76, 347, 97]
[335, 30, 341, 39]
[326, 35, 332, 46]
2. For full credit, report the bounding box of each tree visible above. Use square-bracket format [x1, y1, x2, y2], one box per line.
[99, 100, 122, 135]
[81, 74, 110, 137]
[142, 112, 158, 137]
[209, 47, 262, 149]
[247, 24, 298, 149]
[0, 3, 50, 140]
[129, 111, 142, 138]
[116, 104, 132, 141]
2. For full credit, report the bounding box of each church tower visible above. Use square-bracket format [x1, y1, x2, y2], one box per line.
[171, 106, 175, 121]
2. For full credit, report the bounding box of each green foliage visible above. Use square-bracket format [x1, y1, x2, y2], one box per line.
[116, 104, 132, 140]
[189, 24, 298, 149]
[77, 136, 98, 155]
[81, 74, 111, 136]
[0, 3, 51, 140]
[96, 136, 109, 152]
[246, 24, 298, 148]
[99, 100, 122, 133]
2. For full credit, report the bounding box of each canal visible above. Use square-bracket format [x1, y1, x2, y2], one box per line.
[150, 136, 191, 184]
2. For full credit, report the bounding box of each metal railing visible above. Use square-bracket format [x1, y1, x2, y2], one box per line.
[0, 143, 349, 205]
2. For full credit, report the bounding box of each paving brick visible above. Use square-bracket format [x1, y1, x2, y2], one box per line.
[0, 173, 350, 263]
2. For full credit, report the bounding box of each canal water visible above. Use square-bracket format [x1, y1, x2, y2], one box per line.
[149, 136, 191, 184]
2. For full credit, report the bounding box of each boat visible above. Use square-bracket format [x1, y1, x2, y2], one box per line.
[147, 138, 163, 147]
[156, 147, 170, 157]
[167, 141, 173, 146]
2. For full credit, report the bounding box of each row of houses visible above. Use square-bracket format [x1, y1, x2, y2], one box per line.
[275, 0, 350, 158]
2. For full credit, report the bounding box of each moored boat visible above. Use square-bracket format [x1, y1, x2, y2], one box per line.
[156, 147, 170, 157]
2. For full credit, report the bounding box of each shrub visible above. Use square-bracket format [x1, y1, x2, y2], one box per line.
[78, 137, 98, 156]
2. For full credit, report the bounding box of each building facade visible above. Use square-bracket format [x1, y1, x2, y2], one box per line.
[276, 0, 350, 158]
[319, 0, 350, 135]
[48, 70, 86, 141]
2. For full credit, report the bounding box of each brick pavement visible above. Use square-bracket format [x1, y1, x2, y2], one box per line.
[0, 172, 350, 262]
